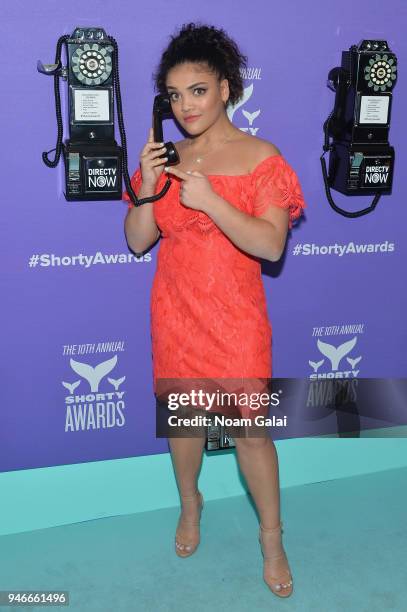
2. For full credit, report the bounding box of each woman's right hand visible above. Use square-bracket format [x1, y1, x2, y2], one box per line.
[139, 127, 168, 190]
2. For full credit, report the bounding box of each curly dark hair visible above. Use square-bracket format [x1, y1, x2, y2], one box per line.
[153, 22, 248, 106]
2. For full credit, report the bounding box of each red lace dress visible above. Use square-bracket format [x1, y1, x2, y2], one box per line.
[123, 154, 306, 404]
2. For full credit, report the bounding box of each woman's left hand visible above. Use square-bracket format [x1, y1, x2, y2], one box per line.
[164, 166, 216, 212]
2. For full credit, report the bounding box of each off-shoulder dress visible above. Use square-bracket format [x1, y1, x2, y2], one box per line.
[123, 154, 306, 399]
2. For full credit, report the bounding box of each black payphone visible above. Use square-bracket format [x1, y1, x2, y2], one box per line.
[321, 39, 398, 218]
[37, 27, 177, 206]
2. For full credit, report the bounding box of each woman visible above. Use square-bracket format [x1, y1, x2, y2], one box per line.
[123, 22, 306, 598]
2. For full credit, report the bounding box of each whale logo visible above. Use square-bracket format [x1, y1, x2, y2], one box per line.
[308, 359, 324, 373]
[70, 355, 118, 392]
[242, 109, 261, 125]
[317, 337, 357, 371]
[108, 376, 126, 391]
[227, 84, 254, 121]
[346, 356, 362, 369]
[62, 380, 81, 394]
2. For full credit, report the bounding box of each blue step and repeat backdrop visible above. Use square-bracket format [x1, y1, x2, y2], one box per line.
[1, 0, 406, 471]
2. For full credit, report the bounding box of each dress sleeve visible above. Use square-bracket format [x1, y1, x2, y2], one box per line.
[122, 166, 143, 209]
[252, 155, 307, 229]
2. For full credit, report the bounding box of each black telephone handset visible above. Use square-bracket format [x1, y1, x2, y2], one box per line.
[153, 95, 180, 166]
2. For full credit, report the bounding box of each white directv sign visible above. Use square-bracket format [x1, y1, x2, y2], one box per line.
[74, 89, 110, 122]
[359, 96, 389, 125]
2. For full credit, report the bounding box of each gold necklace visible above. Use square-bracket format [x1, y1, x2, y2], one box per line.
[188, 135, 234, 164]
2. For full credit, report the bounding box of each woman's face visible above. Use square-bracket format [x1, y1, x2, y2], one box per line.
[165, 61, 229, 135]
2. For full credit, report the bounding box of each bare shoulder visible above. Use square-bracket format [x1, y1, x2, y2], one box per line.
[246, 134, 282, 161]
[175, 134, 281, 156]
[228, 133, 282, 172]
[174, 133, 281, 174]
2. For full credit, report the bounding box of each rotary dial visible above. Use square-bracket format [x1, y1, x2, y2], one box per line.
[71, 42, 113, 85]
[364, 54, 397, 91]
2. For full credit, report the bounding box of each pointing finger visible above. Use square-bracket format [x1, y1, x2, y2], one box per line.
[164, 166, 192, 180]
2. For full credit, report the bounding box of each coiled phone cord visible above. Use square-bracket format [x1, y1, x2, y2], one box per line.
[320, 110, 381, 218]
[41, 35, 70, 168]
[109, 36, 172, 207]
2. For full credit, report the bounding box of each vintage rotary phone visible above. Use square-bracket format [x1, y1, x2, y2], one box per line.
[321, 39, 398, 218]
[37, 26, 178, 205]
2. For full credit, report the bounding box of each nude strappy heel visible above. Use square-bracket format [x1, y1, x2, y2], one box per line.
[175, 490, 204, 558]
[258, 521, 293, 597]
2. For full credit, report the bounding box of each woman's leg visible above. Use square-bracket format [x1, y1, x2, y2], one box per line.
[234, 435, 293, 595]
[234, 435, 280, 528]
[168, 436, 206, 497]
[168, 436, 206, 554]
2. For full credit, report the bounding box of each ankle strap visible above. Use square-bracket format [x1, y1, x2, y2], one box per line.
[259, 521, 283, 533]
[180, 490, 200, 501]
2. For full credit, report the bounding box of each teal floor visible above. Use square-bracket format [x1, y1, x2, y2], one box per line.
[0, 466, 406, 611]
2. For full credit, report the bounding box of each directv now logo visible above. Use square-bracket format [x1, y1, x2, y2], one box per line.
[364, 165, 389, 185]
[87, 167, 117, 188]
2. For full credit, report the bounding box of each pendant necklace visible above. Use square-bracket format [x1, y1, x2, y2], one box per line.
[189, 135, 234, 165]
